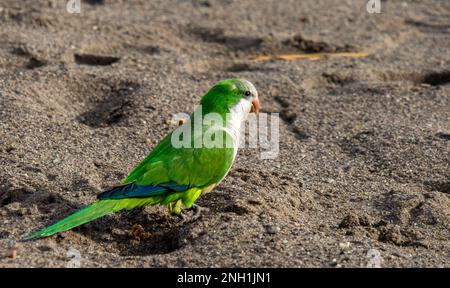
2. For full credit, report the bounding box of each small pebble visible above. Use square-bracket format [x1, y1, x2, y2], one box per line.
[265, 225, 280, 235]
[330, 258, 340, 267]
[339, 242, 351, 250]
[6, 249, 17, 259]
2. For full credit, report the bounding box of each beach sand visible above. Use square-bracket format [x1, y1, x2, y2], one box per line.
[0, 0, 449, 267]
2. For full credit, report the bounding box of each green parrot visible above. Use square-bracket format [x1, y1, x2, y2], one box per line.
[25, 79, 260, 240]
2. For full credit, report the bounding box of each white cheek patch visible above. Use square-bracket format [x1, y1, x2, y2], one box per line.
[228, 98, 252, 127]
[224, 98, 252, 156]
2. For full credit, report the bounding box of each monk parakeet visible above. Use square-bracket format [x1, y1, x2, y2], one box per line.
[25, 79, 260, 239]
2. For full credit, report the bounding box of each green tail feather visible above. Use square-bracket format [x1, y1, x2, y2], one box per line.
[24, 197, 164, 240]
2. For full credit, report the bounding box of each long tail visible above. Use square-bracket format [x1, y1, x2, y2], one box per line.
[24, 197, 163, 240]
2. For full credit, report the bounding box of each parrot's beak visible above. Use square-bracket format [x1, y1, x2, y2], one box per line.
[251, 97, 260, 114]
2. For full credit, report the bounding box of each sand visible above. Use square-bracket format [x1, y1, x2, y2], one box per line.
[0, 0, 449, 267]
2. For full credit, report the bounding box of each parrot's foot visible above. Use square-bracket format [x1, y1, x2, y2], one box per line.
[176, 204, 209, 224]
[175, 213, 188, 223]
[188, 204, 209, 221]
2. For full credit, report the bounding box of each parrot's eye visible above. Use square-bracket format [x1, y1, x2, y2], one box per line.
[244, 90, 252, 97]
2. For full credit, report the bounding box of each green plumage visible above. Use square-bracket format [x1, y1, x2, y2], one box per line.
[25, 79, 258, 240]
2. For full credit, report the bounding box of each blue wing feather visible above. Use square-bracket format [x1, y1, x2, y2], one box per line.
[97, 182, 189, 200]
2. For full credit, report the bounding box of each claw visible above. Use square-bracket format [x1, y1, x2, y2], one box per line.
[175, 204, 208, 223]
[188, 204, 209, 221]
[176, 212, 187, 224]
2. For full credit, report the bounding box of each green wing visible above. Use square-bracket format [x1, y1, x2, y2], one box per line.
[123, 126, 236, 189]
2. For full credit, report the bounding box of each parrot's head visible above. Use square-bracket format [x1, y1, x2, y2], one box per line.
[200, 79, 260, 118]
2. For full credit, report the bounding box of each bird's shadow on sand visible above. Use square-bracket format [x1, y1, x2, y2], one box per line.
[85, 208, 196, 256]
[100, 190, 245, 257]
